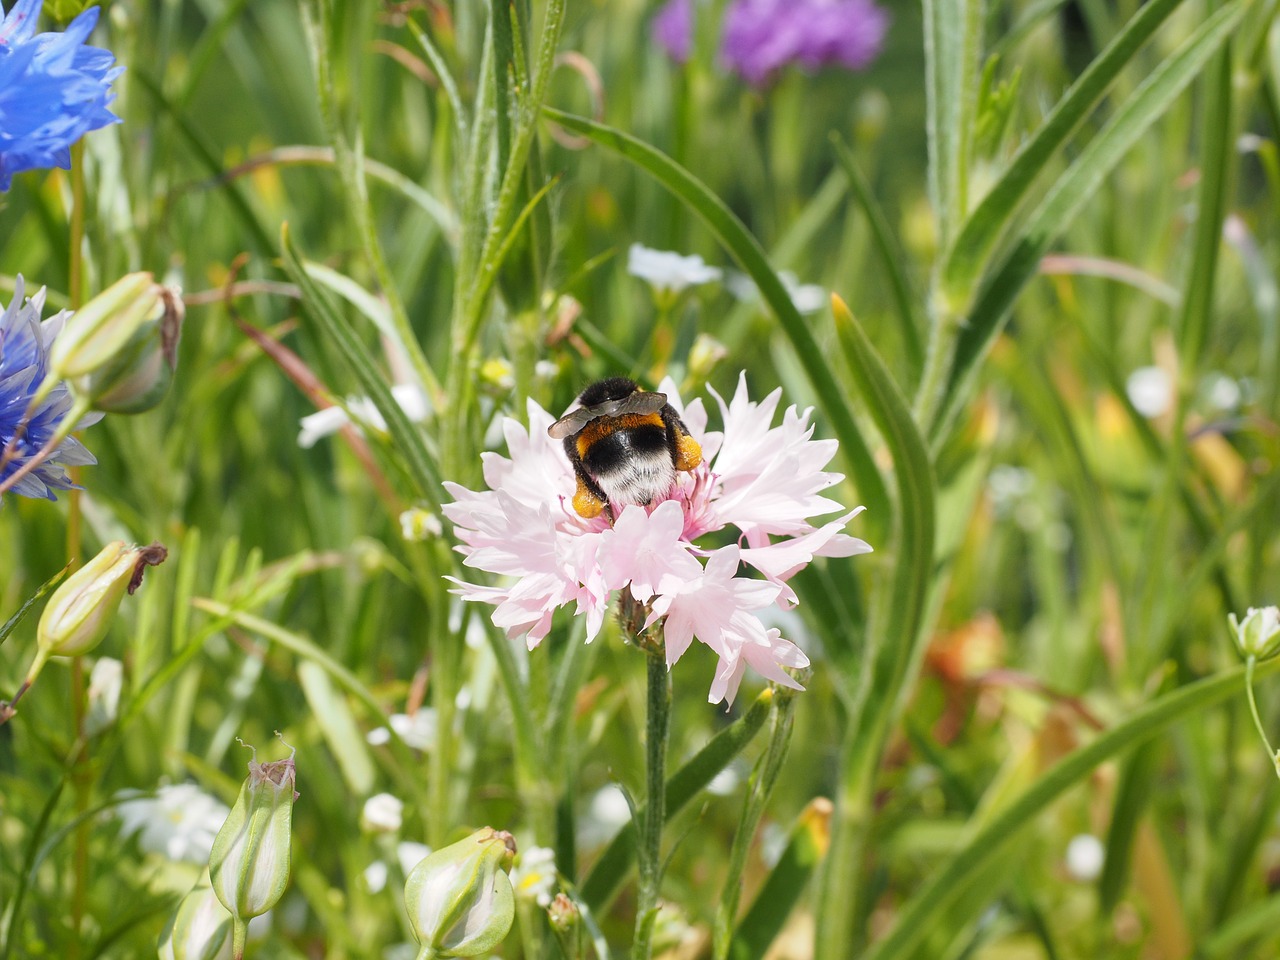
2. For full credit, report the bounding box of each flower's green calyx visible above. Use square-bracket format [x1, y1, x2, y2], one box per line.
[403, 827, 517, 957]
[78, 285, 185, 414]
[209, 739, 298, 924]
[157, 882, 233, 960]
[35, 540, 167, 664]
[48, 272, 161, 380]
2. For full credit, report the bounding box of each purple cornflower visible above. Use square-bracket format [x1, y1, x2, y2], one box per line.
[652, 0, 693, 63]
[0, 0, 123, 191]
[0, 278, 101, 501]
[723, 0, 888, 86]
[652, 0, 889, 88]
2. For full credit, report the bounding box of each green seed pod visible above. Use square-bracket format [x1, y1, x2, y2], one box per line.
[403, 827, 517, 958]
[157, 883, 232, 960]
[78, 286, 184, 414]
[209, 742, 297, 926]
[48, 272, 160, 380]
[36, 541, 167, 660]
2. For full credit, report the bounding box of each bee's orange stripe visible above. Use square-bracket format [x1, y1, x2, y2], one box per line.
[576, 412, 665, 459]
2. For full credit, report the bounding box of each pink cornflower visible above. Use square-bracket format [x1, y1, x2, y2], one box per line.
[443, 373, 871, 705]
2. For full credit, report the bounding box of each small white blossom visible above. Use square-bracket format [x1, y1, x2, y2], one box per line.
[298, 383, 429, 449]
[726, 270, 828, 315]
[115, 783, 230, 864]
[365, 860, 390, 895]
[397, 841, 432, 875]
[627, 243, 722, 294]
[1126, 366, 1172, 419]
[400, 507, 443, 542]
[1065, 834, 1105, 882]
[85, 656, 123, 736]
[361, 793, 404, 834]
[366, 709, 437, 750]
[511, 846, 557, 907]
[578, 785, 632, 849]
[1204, 372, 1241, 411]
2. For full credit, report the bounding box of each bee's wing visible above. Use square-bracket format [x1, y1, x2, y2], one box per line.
[547, 408, 595, 440]
[626, 392, 669, 416]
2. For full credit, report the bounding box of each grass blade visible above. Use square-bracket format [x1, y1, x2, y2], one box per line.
[280, 223, 442, 507]
[830, 135, 926, 377]
[941, 0, 1185, 297]
[923, 0, 986, 249]
[863, 658, 1280, 960]
[933, 0, 1250, 442]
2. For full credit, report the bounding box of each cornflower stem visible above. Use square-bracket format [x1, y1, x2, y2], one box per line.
[632, 644, 671, 960]
[1244, 656, 1280, 779]
[67, 140, 88, 960]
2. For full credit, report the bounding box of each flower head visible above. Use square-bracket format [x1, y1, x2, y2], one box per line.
[444, 373, 871, 705]
[652, 0, 693, 62]
[627, 243, 722, 297]
[652, 0, 888, 88]
[0, 0, 123, 190]
[0, 277, 102, 501]
[722, 0, 889, 87]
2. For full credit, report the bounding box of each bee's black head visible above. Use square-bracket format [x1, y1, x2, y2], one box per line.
[578, 377, 639, 407]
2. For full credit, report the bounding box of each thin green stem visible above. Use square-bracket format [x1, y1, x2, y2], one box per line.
[1244, 657, 1280, 778]
[632, 648, 671, 960]
[232, 917, 247, 960]
[67, 141, 88, 960]
[713, 686, 799, 960]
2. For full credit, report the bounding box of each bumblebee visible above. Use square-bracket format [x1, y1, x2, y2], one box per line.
[548, 377, 703, 519]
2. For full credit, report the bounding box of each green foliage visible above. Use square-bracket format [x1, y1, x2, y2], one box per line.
[2, 0, 1280, 957]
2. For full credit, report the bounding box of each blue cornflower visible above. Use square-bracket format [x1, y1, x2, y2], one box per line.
[0, 277, 101, 501]
[0, 0, 123, 191]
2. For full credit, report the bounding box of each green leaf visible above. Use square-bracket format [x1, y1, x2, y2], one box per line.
[862, 658, 1280, 960]
[298, 661, 376, 796]
[922, 0, 986, 249]
[941, 0, 1185, 298]
[934, 0, 1251, 442]
[1176, 45, 1233, 374]
[1098, 739, 1162, 915]
[280, 223, 442, 507]
[579, 689, 773, 913]
[830, 135, 925, 377]
[831, 296, 936, 694]
[542, 108, 891, 535]
[818, 297, 937, 956]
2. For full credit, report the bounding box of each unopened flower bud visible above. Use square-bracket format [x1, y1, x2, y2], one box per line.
[158, 883, 233, 960]
[361, 793, 403, 834]
[686, 333, 728, 387]
[48, 273, 161, 380]
[209, 741, 298, 929]
[13, 542, 169, 708]
[77, 286, 184, 414]
[403, 827, 517, 957]
[1230, 606, 1280, 660]
[547, 893, 579, 933]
